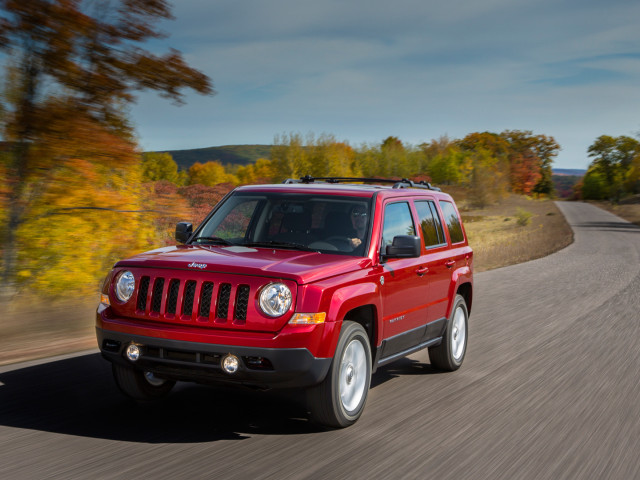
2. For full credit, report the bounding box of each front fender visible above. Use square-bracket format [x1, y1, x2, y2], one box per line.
[326, 282, 381, 325]
[295, 280, 381, 357]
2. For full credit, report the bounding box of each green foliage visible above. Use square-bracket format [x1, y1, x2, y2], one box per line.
[581, 169, 609, 200]
[427, 151, 463, 185]
[625, 154, 640, 194]
[141, 152, 181, 184]
[583, 135, 640, 201]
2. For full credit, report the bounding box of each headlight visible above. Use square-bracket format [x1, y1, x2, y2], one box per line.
[115, 270, 135, 303]
[259, 283, 292, 317]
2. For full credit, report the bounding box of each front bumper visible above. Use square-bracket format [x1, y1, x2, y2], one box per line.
[97, 327, 332, 389]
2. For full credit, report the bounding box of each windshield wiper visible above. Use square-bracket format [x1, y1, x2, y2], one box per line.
[243, 241, 316, 252]
[192, 236, 235, 246]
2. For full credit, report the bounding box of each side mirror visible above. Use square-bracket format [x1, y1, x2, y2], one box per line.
[384, 235, 421, 259]
[175, 222, 193, 244]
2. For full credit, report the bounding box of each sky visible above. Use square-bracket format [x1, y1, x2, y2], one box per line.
[131, 0, 640, 170]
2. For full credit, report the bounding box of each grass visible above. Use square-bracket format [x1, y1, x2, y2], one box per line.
[1, 192, 575, 366]
[456, 191, 574, 272]
[589, 198, 640, 227]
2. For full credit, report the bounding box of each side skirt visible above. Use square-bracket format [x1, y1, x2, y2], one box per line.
[372, 317, 446, 373]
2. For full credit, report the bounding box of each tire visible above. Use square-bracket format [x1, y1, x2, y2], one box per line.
[112, 364, 175, 401]
[307, 321, 372, 428]
[429, 294, 468, 371]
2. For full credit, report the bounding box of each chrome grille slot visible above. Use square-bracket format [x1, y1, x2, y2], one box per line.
[216, 283, 232, 319]
[167, 279, 180, 314]
[234, 285, 250, 322]
[137, 276, 150, 311]
[199, 282, 214, 318]
[151, 278, 165, 313]
[182, 280, 197, 316]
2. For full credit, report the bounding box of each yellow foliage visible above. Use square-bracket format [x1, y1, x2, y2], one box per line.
[11, 122, 160, 296]
[188, 161, 238, 186]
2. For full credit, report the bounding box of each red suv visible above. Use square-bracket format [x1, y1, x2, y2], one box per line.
[97, 177, 473, 428]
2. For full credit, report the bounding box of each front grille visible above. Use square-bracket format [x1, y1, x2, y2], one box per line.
[134, 275, 253, 324]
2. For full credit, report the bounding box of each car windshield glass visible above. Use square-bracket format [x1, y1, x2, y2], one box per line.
[192, 192, 373, 256]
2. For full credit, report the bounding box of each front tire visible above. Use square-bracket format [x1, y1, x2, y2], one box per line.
[307, 321, 372, 428]
[429, 294, 468, 371]
[112, 364, 175, 401]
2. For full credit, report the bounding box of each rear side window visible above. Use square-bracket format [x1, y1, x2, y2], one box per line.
[415, 201, 446, 248]
[382, 202, 416, 248]
[439, 201, 464, 244]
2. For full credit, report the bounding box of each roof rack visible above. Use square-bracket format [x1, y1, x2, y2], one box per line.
[282, 175, 442, 192]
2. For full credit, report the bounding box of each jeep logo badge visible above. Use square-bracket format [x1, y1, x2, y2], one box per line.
[188, 262, 207, 269]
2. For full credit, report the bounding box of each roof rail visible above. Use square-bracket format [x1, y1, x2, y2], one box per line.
[282, 176, 442, 192]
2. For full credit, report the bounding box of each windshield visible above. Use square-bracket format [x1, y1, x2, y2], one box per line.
[192, 192, 373, 256]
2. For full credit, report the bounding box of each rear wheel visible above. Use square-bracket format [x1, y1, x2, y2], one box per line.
[429, 294, 468, 371]
[307, 321, 371, 428]
[112, 364, 175, 401]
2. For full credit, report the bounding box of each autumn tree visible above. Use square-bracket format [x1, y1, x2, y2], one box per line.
[236, 158, 276, 185]
[141, 152, 181, 184]
[0, 0, 213, 298]
[188, 161, 238, 186]
[270, 133, 309, 181]
[500, 130, 559, 195]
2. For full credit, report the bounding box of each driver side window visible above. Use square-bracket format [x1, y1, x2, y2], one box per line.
[381, 202, 416, 248]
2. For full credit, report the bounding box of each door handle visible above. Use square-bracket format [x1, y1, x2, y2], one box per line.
[445, 260, 456, 268]
[416, 266, 429, 276]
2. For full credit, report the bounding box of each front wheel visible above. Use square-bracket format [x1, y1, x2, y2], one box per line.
[429, 294, 468, 371]
[307, 321, 372, 428]
[112, 364, 175, 401]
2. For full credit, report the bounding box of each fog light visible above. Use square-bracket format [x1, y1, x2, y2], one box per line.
[222, 354, 240, 374]
[126, 344, 141, 362]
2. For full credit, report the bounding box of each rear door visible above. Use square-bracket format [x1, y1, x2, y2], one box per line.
[379, 200, 430, 357]
[414, 199, 453, 323]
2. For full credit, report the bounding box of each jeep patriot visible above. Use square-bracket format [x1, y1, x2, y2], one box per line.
[97, 177, 473, 428]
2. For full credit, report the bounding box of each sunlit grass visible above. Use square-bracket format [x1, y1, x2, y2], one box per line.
[462, 195, 573, 271]
[591, 199, 640, 227]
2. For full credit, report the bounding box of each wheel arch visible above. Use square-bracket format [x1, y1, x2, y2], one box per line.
[342, 304, 378, 362]
[456, 282, 473, 315]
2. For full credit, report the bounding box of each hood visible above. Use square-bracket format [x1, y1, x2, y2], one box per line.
[115, 245, 371, 284]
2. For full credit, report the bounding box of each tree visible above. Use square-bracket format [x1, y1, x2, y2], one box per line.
[581, 168, 608, 200]
[236, 158, 276, 184]
[625, 153, 640, 194]
[587, 135, 640, 200]
[187, 161, 237, 187]
[500, 130, 559, 195]
[141, 152, 180, 183]
[0, 0, 213, 298]
[381, 136, 410, 178]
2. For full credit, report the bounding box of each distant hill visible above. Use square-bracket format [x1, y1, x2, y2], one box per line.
[152, 145, 273, 170]
[552, 168, 586, 176]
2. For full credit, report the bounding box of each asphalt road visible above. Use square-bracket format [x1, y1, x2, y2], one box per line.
[1, 201, 639, 479]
